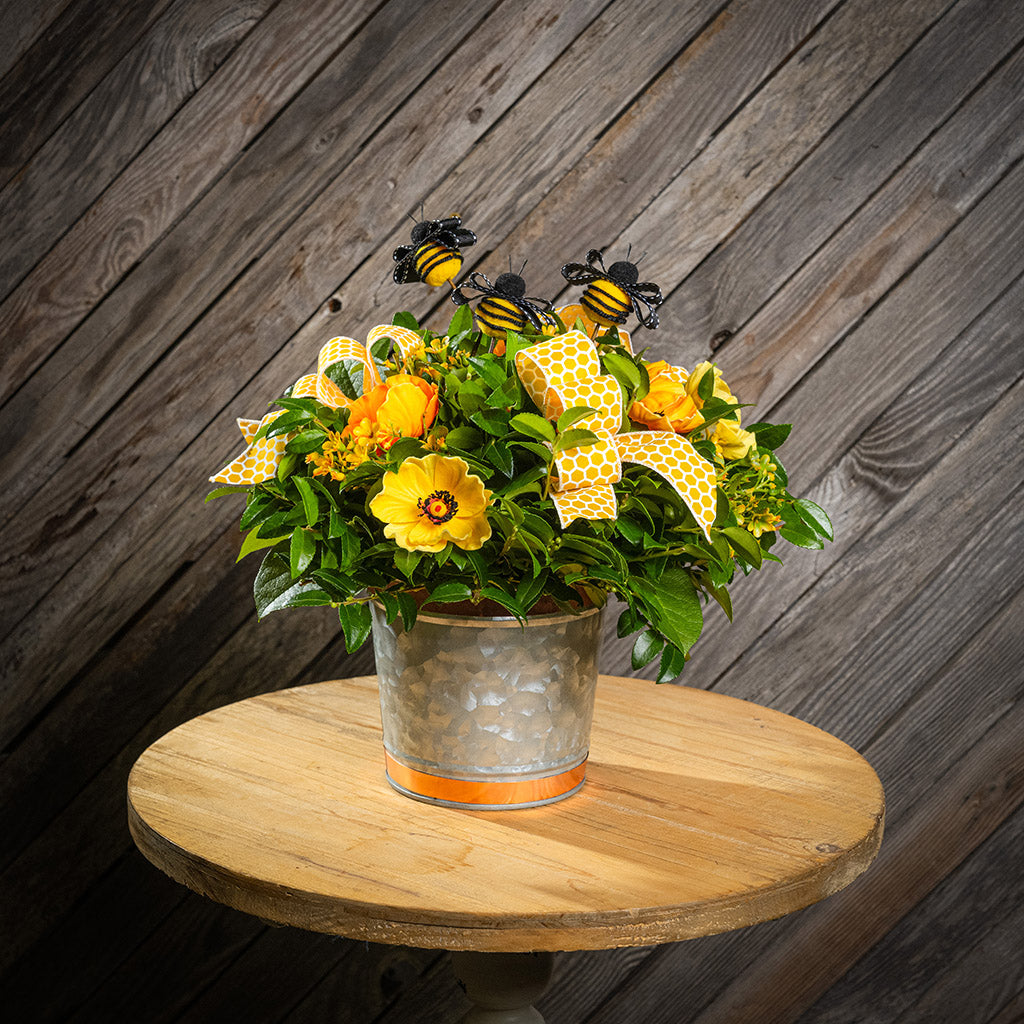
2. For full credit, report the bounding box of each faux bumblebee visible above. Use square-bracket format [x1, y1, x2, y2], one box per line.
[451, 271, 557, 338]
[560, 249, 663, 330]
[393, 214, 477, 287]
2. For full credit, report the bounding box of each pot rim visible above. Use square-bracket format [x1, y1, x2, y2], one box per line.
[375, 603, 603, 629]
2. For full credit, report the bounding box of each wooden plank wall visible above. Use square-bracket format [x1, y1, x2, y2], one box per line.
[2, 0, 1022, 1020]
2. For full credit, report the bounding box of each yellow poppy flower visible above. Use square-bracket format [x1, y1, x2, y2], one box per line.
[369, 455, 492, 552]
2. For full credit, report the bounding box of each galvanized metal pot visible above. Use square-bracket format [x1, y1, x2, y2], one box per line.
[371, 603, 603, 810]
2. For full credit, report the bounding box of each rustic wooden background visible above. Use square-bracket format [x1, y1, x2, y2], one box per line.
[2, 0, 1022, 1021]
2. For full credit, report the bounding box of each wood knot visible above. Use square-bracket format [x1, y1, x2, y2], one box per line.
[327, 297, 342, 313]
[710, 329, 733, 352]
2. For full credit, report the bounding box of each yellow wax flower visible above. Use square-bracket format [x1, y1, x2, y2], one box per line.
[370, 454, 492, 552]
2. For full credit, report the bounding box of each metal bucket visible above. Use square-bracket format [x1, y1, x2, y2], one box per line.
[371, 603, 603, 809]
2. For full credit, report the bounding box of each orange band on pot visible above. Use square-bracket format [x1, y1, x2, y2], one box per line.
[384, 751, 587, 807]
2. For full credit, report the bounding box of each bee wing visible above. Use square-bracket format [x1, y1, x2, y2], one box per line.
[520, 301, 546, 331]
[392, 247, 420, 285]
[454, 228, 477, 248]
[524, 295, 553, 311]
[560, 262, 598, 284]
[633, 281, 664, 303]
[630, 290, 661, 329]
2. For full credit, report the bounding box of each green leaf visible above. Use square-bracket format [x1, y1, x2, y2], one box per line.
[377, 591, 401, 625]
[205, 485, 249, 502]
[264, 409, 314, 439]
[275, 452, 299, 483]
[493, 466, 543, 501]
[632, 630, 664, 671]
[239, 490, 278, 531]
[471, 408, 510, 436]
[396, 591, 418, 632]
[285, 429, 328, 454]
[656, 644, 687, 683]
[510, 440, 553, 463]
[779, 521, 825, 549]
[447, 302, 474, 336]
[792, 499, 834, 540]
[509, 413, 556, 443]
[237, 527, 288, 562]
[468, 354, 508, 389]
[515, 572, 548, 612]
[747, 421, 793, 450]
[394, 548, 423, 580]
[602, 351, 641, 396]
[289, 527, 316, 577]
[484, 442, 514, 477]
[633, 567, 703, 656]
[393, 311, 420, 331]
[427, 581, 473, 604]
[610, 516, 643, 548]
[338, 600, 373, 652]
[255, 548, 328, 618]
[479, 585, 526, 619]
[388, 437, 428, 461]
[556, 406, 597, 432]
[696, 366, 715, 402]
[553, 428, 601, 454]
[292, 475, 320, 528]
[722, 526, 763, 567]
[617, 604, 645, 638]
[445, 425, 484, 450]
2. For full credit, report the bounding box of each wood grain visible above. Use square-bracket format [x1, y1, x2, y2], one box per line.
[0, 0, 274, 297]
[3, 0, 1022, 1018]
[127, 675, 884, 952]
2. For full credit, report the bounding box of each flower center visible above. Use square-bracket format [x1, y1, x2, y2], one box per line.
[418, 489, 458, 524]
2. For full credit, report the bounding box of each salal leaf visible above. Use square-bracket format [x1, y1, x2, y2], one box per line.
[292, 475, 320, 528]
[289, 527, 316, 577]
[510, 413, 555, 443]
[338, 600, 373, 652]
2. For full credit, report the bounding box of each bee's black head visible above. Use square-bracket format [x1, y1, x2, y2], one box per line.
[494, 272, 526, 296]
[607, 261, 639, 286]
[410, 220, 436, 244]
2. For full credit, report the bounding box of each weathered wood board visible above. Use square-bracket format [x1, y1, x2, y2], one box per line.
[2, 0, 1021, 1020]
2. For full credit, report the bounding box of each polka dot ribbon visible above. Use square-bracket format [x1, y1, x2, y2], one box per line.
[515, 330, 717, 538]
[210, 325, 422, 485]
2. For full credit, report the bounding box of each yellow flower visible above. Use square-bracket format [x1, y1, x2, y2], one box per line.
[370, 454, 492, 552]
[629, 360, 704, 434]
[712, 417, 755, 460]
[685, 361, 736, 407]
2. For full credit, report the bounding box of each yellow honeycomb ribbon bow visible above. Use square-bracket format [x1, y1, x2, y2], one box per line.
[514, 330, 717, 538]
[210, 324, 422, 485]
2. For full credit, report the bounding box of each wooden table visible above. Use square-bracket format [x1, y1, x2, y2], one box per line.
[128, 675, 884, 1022]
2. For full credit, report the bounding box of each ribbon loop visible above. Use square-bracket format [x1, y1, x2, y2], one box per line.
[515, 332, 717, 538]
[211, 325, 421, 485]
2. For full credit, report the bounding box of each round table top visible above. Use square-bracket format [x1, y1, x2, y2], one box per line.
[127, 675, 884, 952]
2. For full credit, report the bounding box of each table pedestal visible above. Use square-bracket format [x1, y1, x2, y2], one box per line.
[452, 952, 554, 1023]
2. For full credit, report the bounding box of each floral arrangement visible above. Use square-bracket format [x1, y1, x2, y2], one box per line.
[209, 215, 831, 682]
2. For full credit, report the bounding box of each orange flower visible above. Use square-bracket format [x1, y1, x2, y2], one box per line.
[629, 361, 704, 434]
[343, 374, 439, 446]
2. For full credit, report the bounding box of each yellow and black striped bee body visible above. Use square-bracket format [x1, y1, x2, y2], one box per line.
[451, 271, 556, 338]
[393, 214, 477, 287]
[561, 248, 663, 329]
